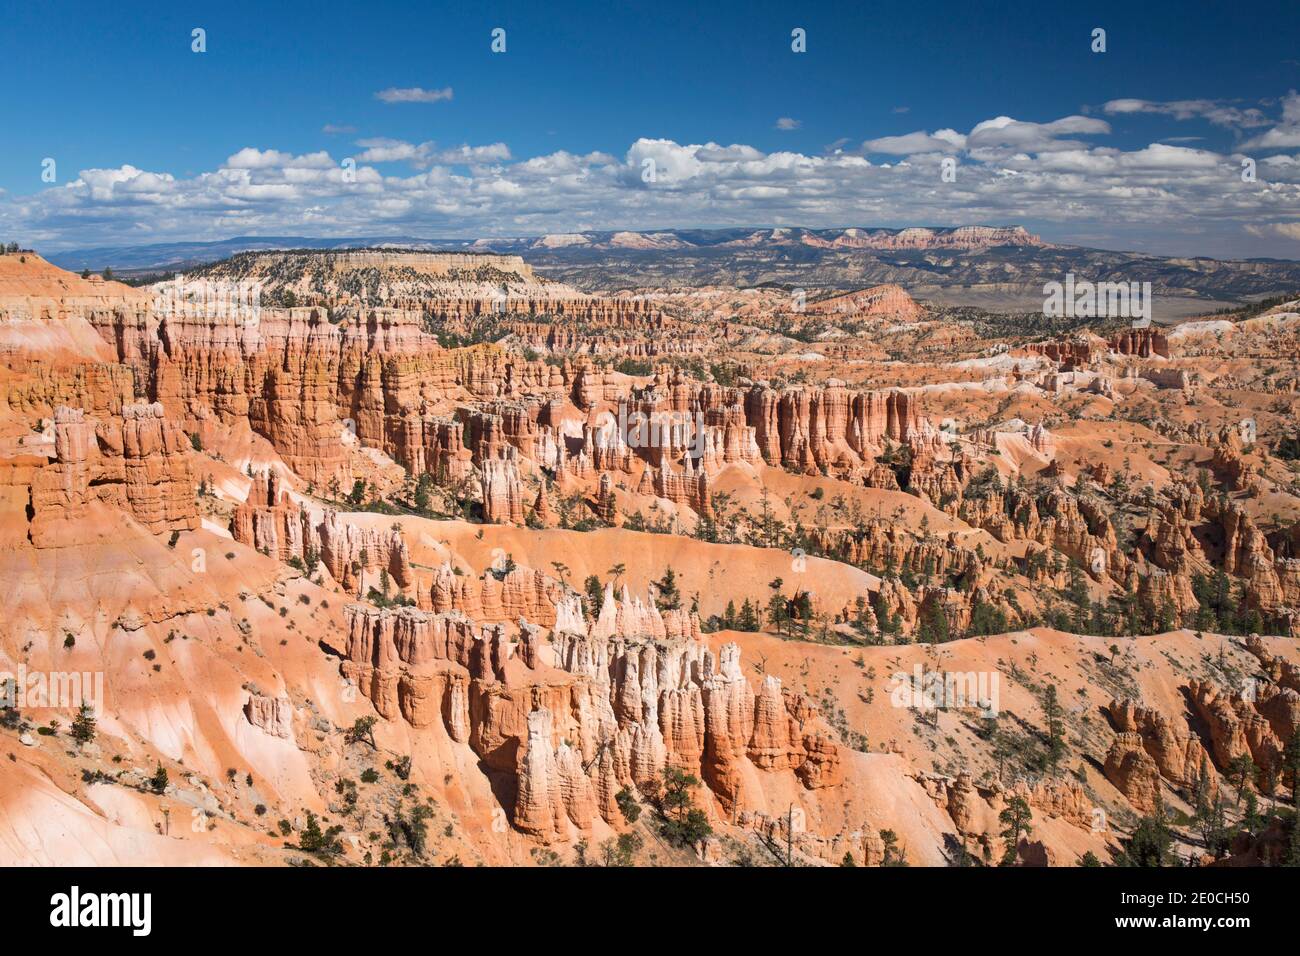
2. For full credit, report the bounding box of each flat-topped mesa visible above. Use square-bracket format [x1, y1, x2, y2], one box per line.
[195, 249, 544, 296]
[826, 224, 1045, 251]
[315, 250, 539, 278]
[193, 249, 667, 335]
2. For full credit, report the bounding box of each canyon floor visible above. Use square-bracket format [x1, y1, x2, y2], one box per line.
[1, 241, 1299, 868]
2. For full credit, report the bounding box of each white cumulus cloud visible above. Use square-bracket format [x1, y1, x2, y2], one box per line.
[374, 86, 454, 104]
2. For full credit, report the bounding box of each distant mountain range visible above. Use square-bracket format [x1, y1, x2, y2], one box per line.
[47, 227, 1300, 315]
[47, 235, 467, 273]
[48, 226, 1045, 272]
[467, 225, 1049, 253]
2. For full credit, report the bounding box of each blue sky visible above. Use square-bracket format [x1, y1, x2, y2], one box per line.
[2, 0, 1299, 257]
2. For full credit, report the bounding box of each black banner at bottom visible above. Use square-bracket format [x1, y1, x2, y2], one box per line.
[8, 864, 1278, 942]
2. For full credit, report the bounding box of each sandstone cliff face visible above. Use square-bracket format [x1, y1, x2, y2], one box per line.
[1016, 337, 1101, 367]
[480, 456, 527, 525]
[244, 693, 294, 739]
[8, 250, 1298, 867]
[1108, 328, 1170, 359]
[20, 249, 942, 543]
[232, 470, 312, 562]
[85, 302, 527, 488]
[231, 475, 412, 592]
[743, 382, 921, 474]
[1103, 732, 1163, 813]
[1106, 697, 1216, 794]
[1246, 634, 1300, 695]
[1206, 499, 1297, 614]
[1187, 678, 1286, 773]
[514, 708, 577, 841]
[338, 572, 842, 843]
[26, 403, 198, 547]
[1020, 777, 1093, 830]
[1098, 661, 1300, 817]
[812, 521, 988, 589]
[497, 310, 715, 359]
[426, 561, 569, 627]
[114, 403, 201, 532]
